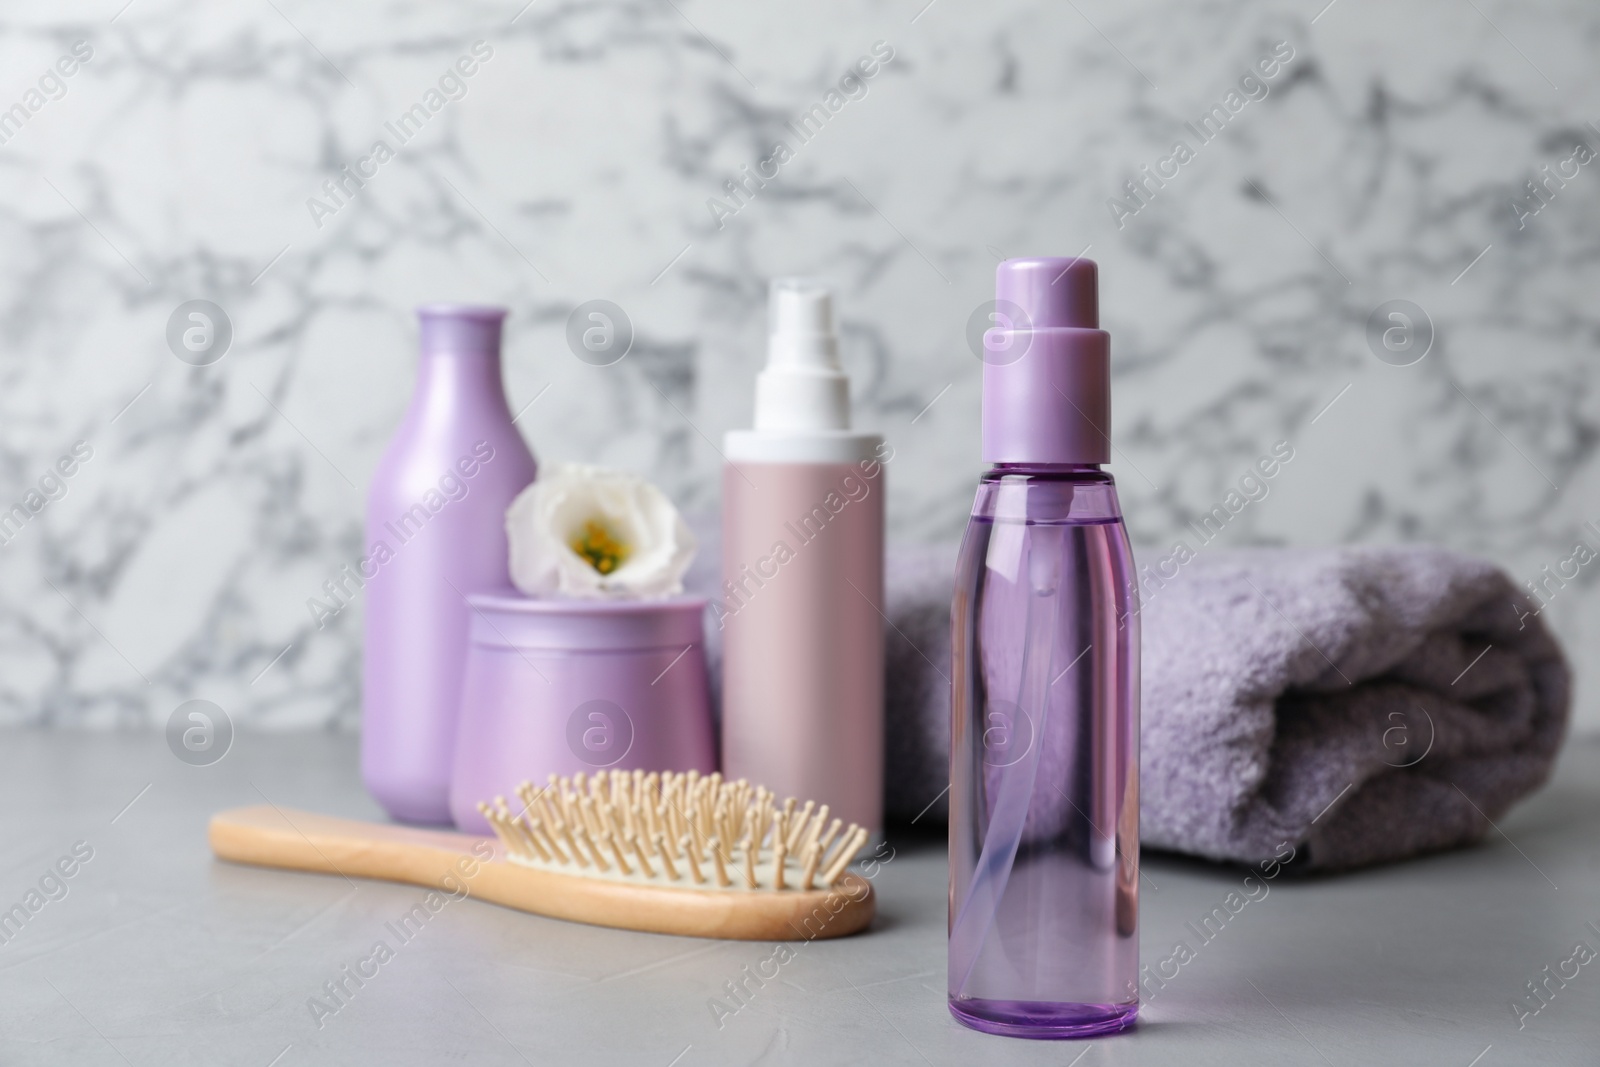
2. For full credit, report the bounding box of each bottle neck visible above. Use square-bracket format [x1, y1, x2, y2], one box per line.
[973, 463, 1122, 522]
[983, 462, 1109, 483]
[412, 349, 511, 422]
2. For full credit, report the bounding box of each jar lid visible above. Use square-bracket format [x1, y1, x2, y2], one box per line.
[465, 593, 707, 652]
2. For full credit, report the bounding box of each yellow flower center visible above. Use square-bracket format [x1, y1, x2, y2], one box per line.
[571, 519, 630, 575]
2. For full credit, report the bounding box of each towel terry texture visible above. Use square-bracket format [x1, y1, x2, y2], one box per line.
[686, 517, 1571, 871]
[1136, 546, 1568, 870]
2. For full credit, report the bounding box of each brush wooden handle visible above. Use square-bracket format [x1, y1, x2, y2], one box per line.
[209, 806, 874, 941]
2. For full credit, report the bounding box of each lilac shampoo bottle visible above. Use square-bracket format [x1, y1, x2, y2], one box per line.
[949, 259, 1140, 1038]
[362, 306, 538, 825]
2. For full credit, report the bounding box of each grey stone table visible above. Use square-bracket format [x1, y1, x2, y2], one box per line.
[2, 730, 1597, 1066]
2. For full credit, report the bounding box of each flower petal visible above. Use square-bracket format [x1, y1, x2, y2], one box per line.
[506, 463, 697, 599]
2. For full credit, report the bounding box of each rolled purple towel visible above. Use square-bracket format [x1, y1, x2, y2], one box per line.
[876, 542, 1570, 871]
[1138, 545, 1569, 869]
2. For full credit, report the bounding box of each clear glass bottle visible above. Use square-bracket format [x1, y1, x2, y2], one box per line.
[949, 258, 1139, 1038]
[949, 465, 1139, 1036]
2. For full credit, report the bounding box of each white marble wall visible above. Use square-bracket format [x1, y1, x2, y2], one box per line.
[3, 0, 1597, 730]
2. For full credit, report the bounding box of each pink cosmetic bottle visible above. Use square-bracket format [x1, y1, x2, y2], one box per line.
[720, 279, 886, 834]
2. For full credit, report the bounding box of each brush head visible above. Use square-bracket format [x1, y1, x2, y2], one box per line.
[478, 769, 871, 893]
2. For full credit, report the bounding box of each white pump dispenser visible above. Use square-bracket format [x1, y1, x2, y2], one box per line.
[754, 279, 849, 432]
[726, 279, 880, 463]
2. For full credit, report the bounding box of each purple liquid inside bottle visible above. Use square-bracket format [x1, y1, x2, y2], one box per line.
[949, 259, 1140, 1039]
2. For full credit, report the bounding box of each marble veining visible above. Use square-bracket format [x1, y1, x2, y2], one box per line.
[0, 0, 1596, 730]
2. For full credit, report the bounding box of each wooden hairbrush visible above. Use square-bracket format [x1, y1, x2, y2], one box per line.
[209, 769, 875, 941]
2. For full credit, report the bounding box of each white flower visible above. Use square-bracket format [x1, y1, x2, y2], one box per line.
[506, 463, 696, 599]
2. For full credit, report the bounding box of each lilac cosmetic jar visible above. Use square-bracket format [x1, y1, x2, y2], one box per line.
[447, 594, 716, 832]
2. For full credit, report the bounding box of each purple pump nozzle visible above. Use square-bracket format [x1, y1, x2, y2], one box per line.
[997, 255, 1098, 328]
[982, 257, 1110, 465]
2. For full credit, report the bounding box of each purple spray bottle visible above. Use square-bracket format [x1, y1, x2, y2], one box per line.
[948, 258, 1140, 1038]
[361, 306, 538, 825]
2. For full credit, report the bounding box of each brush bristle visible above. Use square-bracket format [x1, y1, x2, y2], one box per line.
[478, 770, 869, 892]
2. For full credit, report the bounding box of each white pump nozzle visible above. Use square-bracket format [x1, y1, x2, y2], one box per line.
[753, 278, 850, 432]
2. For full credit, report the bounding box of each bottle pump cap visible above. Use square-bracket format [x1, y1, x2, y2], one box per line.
[753, 279, 851, 433]
[982, 257, 1110, 465]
